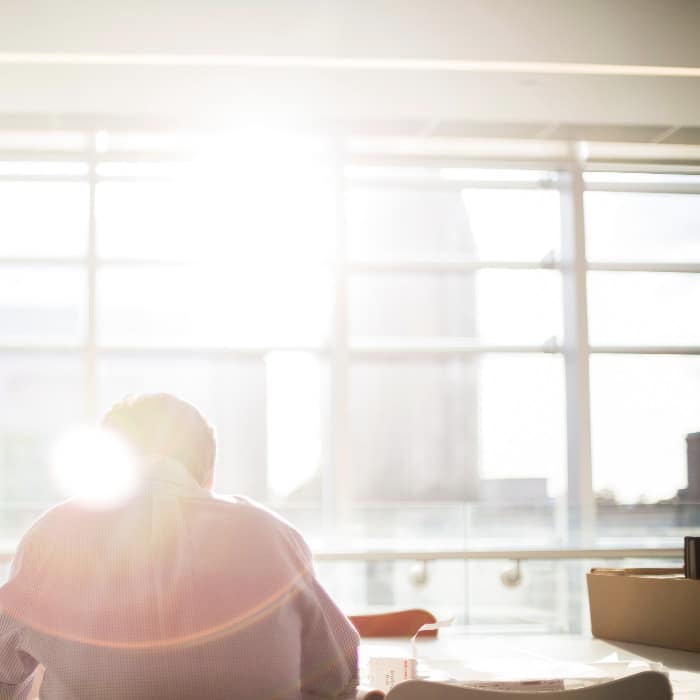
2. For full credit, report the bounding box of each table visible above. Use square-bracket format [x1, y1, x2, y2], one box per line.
[360, 633, 700, 698]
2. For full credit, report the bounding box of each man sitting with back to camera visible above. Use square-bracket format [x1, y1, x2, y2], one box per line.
[0, 393, 359, 699]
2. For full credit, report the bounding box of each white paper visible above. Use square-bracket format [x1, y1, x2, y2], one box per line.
[368, 657, 417, 693]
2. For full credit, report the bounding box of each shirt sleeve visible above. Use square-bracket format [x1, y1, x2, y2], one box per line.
[0, 536, 40, 699]
[292, 535, 360, 700]
[0, 620, 37, 700]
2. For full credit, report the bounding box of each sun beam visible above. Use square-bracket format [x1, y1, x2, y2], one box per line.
[50, 426, 139, 508]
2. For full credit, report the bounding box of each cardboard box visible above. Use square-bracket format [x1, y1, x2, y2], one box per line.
[587, 568, 700, 652]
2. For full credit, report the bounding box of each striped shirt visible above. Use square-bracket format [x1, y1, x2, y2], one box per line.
[0, 459, 359, 699]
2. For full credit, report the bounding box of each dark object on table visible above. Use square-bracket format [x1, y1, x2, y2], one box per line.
[685, 535, 700, 579]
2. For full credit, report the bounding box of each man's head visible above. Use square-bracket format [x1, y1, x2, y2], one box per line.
[102, 393, 216, 488]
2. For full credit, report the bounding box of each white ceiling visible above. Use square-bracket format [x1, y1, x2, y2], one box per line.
[3, 0, 700, 66]
[1, 0, 699, 130]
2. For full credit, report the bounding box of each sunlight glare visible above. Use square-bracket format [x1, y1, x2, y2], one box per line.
[266, 352, 321, 501]
[176, 128, 332, 263]
[50, 426, 139, 508]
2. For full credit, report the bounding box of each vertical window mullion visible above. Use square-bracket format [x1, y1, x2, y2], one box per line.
[325, 136, 351, 538]
[560, 147, 595, 545]
[84, 137, 98, 420]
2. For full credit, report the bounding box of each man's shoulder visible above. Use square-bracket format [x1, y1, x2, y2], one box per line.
[8, 499, 88, 578]
[212, 493, 301, 533]
[20, 499, 83, 540]
[209, 494, 312, 557]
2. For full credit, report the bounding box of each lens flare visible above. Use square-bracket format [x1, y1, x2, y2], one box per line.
[51, 426, 138, 508]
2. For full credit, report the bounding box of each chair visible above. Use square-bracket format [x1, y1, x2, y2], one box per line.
[383, 671, 672, 699]
[349, 609, 438, 638]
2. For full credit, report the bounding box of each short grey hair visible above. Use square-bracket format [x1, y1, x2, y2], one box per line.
[102, 393, 216, 485]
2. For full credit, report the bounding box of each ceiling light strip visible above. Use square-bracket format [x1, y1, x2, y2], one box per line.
[0, 53, 699, 77]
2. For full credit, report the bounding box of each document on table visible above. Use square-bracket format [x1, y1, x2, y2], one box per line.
[359, 640, 667, 696]
[419, 651, 665, 687]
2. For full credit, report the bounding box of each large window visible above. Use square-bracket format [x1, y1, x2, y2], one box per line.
[584, 174, 700, 505]
[344, 173, 565, 513]
[1, 131, 698, 629]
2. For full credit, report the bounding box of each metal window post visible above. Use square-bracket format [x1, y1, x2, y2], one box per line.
[85, 138, 99, 420]
[325, 136, 351, 538]
[559, 147, 596, 633]
[560, 146, 595, 546]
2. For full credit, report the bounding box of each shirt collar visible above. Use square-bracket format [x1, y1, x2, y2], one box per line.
[140, 455, 205, 494]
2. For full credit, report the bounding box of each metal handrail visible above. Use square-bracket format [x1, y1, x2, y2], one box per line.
[0, 545, 683, 566]
[311, 547, 683, 562]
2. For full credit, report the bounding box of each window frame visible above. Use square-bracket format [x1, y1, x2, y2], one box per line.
[0, 132, 699, 542]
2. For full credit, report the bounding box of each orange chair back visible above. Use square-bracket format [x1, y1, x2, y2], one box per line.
[349, 608, 438, 638]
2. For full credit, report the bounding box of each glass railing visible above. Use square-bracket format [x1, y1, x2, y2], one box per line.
[0, 500, 693, 634]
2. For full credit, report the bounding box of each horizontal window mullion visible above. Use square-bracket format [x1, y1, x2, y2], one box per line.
[0, 256, 566, 272]
[0, 345, 86, 354]
[344, 177, 550, 191]
[0, 257, 86, 266]
[348, 259, 558, 272]
[95, 257, 190, 267]
[585, 182, 700, 195]
[350, 341, 560, 356]
[584, 161, 700, 175]
[95, 174, 179, 183]
[0, 345, 331, 357]
[0, 150, 90, 161]
[95, 345, 329, 357]
[587, 262, 700, 273]
[95, 151, 193, 163]
[0, 150, 217, 164]
[0, 174, 87, 183]
[590, 345, 700, 355]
